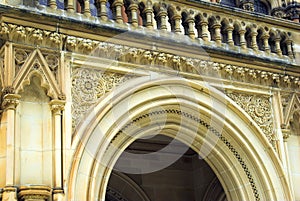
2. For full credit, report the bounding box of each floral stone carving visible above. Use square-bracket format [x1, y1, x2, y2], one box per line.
[71, 67, 135, 128]
[227, 92, 275, 147]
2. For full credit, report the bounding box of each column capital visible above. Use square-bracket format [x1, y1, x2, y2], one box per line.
[18, 185, 51, 201]
[282, 128, 291, 141]
[2, 93, 21, 110]
[49, 99, 65, 114]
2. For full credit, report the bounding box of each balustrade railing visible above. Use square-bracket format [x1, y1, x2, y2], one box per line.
[2, 0, 298, 60]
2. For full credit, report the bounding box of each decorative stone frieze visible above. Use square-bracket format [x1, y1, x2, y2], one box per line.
[18, 186, 51, 201]
[66, 38, 300, 89]
[226, 92, 275, 147]
[71, 67, 135, 128]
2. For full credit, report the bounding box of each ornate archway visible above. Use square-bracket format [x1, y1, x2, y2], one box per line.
[67, 76, 292, 201]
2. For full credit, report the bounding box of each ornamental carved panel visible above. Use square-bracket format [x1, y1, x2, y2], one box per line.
[227, 92, 275, 147]
[71, 67, 135, 128]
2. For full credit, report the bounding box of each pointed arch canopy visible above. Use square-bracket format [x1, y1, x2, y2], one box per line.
[68, 76, 292, 201]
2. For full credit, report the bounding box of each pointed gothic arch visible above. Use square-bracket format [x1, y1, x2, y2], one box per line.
[67, 76, 292, 201]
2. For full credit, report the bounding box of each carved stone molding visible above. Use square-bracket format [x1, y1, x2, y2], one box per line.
[281, 92, 300, 136]
[226, 92, 275, 147]
[0, 23, 65, 49]
[0, 22, 299, 90]
[71, 67, 135, 128]
[66, 38, 300, 89]
[18, 186, 51, 201]
[111, 108, 261, 201]
[1, 93, 21, 110]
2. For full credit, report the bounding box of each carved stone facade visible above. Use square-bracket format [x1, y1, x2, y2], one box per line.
[0, 0, 299, 201]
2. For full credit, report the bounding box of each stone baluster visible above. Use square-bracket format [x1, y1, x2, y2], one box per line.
[172, 14, 182, 34]
[128, 3, 139, 27]
[186, 16, 195, 39]
[84, 0, 91, 16]
[97, 0, 108, 21]
[239, 29, 246, 49]
[49, 0, 57, 9]
[226, 26, 234, 46]
[112, 0, 124, 23]
[213, 23, 221, 44]
[144, 1, 153, 29]
[67, 0, 75, 12]
[275, 36, 282, 56]
[262, 33, 270, 53]
[200, 20, 209, 41]
[157, 8, 168, 31]
[250, 29, 258, 50]
[285, 38, 294, 58]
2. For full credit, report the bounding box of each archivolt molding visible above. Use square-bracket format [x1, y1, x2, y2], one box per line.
[226, 92, 275, 147]
[0, 22, 299, 89]
[111, 108, 261, 201]
[69, 78, 291, 201]
[71, 67, 136, 128]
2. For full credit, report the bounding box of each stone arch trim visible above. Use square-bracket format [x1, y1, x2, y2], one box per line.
[68, 76, 292, 201]
[112, 108, 260, 200]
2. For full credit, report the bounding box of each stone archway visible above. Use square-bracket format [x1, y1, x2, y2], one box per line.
[67, 76, 292, 201]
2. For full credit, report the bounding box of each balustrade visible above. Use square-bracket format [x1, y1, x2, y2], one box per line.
[2, 0, 297, 59]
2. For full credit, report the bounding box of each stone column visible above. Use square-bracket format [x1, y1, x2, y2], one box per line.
[1, 90, 20, 201]
[50, 100, 65, 201]
[1, 91, 21, 186]
[282, 128, 295, 200]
